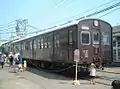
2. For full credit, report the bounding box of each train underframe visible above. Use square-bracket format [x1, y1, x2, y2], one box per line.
[23, 58, 105, 77]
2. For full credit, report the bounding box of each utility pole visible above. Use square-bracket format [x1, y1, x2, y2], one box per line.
[15, 19, 28, 39]
[23, 19, 28, 36]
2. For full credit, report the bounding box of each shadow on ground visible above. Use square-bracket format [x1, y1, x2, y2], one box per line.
[26, 67, 90, 81]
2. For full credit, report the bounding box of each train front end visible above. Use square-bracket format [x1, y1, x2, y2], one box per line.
[77, 19, 112, 67]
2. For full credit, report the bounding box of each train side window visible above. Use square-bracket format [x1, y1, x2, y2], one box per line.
[34, 40, 37, 49]
[44, 37, 47, 48]
[30, 41, 32, 50]
[48, 36, 50, 48]
[54, 36, 57, 48]
[69, 30, 72, 44]
[21, 44, 23, 50]
[41, 38, 44, 49]
[48, 34, 52, 48]
[18, 44, 21, 51]
[56, 35, 60, 47]
[81, 31, 90, 45]
[25, 41, 29, 50]
[54, 34, 60, 48]
[23, 42, 25, 50]
[28, 41, 30, 50]
[14, 45, 16, 51]
[38, 39, 40, 48]
[93, 32, 99, 44]
[102, 32, 110, 45]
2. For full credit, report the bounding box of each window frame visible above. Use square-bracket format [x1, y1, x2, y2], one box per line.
[69, 30, 73, 44]
[101, 32, 110, 45]
[30, 41, 32, 50]
[81, 31, 90, 45]
[93, 32, 100, 44]
[41, 38, 44, 49]
[34, 39, 37, 50]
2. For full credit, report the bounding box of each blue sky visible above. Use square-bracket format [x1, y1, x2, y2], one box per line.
[0, 0, 120, 41]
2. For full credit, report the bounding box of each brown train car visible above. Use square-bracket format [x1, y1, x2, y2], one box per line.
[51, 19, 112, 68]
[77, 19, 112, 67]
[7, 18, 112, 72]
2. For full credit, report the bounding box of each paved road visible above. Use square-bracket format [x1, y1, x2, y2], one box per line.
[97, 71, 120, 81]
[0, 65, 113, 89]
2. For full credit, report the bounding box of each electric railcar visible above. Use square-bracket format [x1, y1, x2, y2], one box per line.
[6, 19, 112, 72]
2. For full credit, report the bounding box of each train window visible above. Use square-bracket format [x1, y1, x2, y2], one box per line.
[38, 39, 40, 48]
[54, 34, 60, 48]
[25, 41, 29, 50]
[23, 42, 25, 50]
[81, 31, 90, 44]
[27, 41, 30, 50]
[14, 45, 16, 51]
[41, 38, 44, 49]
[93, 32, 99, 44]
[102, 32, 110, 45]
[48, 41, 50, 48]
[22, 43, 24, 50]
[30, 41, 32, 50]
[44, 37, 47, 48]
[47, 36, 50, 48]
[54, 36, 57, 48]
[69, 30, 72, 44]
[22, 42, 25, 50]
[48, 35, 52, 48]
[18, 44, 21, 51]
[57, 35, 60, 47]
[34, 40, 37, 49]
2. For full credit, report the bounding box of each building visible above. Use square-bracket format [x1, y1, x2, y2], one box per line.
[113, 25, 120, 62]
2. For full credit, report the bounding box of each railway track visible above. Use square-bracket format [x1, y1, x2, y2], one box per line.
[28, 64, 90, 78]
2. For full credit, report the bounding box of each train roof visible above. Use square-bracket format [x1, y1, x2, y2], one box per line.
[11, 20, 79, 43]
[0, 41, 11, 46]
[2, 18, 112, 44]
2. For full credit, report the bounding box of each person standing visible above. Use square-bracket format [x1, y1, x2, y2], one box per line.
[89, 63, 96, 85]
[8, 52, 14, 66]
[17, 52, 23, 72]
[0, 52, 4, 68]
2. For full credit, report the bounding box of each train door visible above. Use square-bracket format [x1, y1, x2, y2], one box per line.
[92, 30, 101, 66]
[68, 30, 73, 62]
[80, 30, 92, 64]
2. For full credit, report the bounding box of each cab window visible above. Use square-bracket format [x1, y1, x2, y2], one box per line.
[93, 32, 99, 44]
[81, 31, 90, 45]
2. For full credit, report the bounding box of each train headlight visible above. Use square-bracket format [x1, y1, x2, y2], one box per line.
[93, 20, 99, 27]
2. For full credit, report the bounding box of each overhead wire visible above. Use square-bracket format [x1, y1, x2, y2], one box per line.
[0, 24, 16, 29]
[98, 7, 120, 18]
[0, 0, 117, 33]
[75, 1, 120, 20]
[0, 19, 23, 31]
[0, 27, 15, 31]
[50, 0, 118, 25]
[0, 1, 120, 40]
[0, 20, 15, 28]
[1, 1, 120, 36]
[53, 0, 67, 8]
[26, 1, 120, 35]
